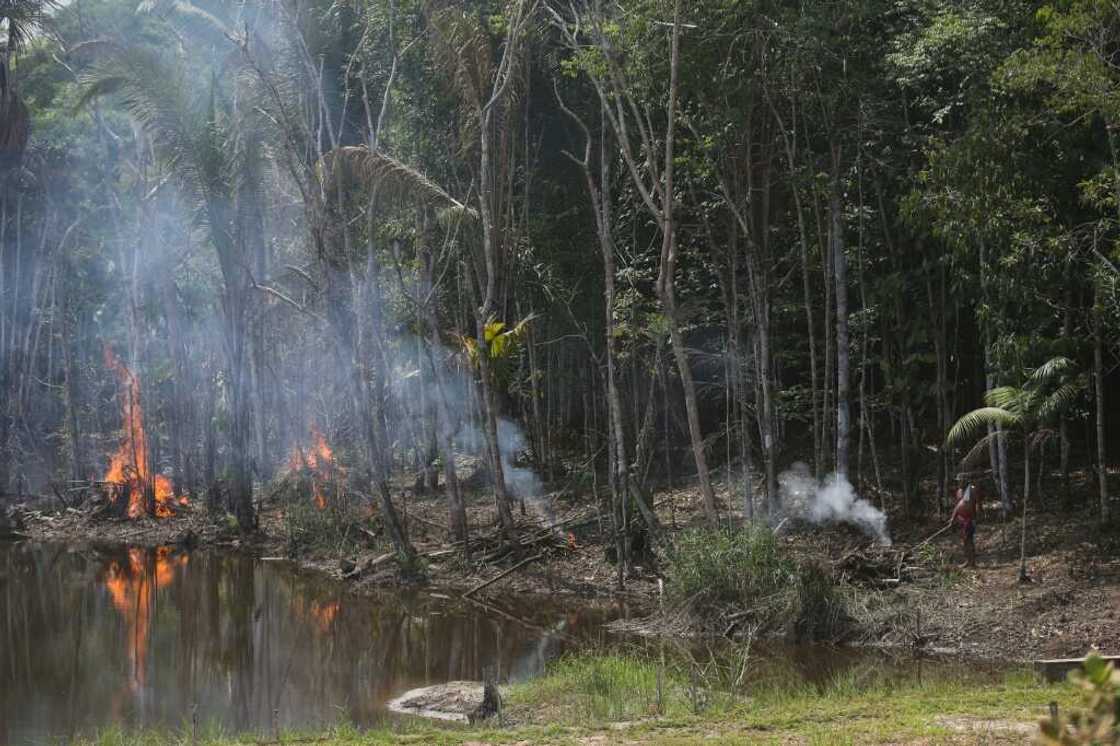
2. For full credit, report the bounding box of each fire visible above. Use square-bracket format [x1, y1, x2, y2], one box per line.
[103, 347, 186, 518]
[287, 425, 340, 510]
[103, 547, 189, 691]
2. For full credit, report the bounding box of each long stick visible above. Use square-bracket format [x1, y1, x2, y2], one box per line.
[916, 523, 952, 549]
[463, 553, 543, 598]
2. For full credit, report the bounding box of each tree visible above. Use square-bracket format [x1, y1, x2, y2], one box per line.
[947, 357, 1085, 581]
[550, 0, 720, 527]
[0, 0, 57, 169]
[79, 40, 259, 528]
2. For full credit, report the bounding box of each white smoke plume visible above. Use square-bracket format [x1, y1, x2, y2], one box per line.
[497, 417, 543, 500]
[778, 462, 891, 545]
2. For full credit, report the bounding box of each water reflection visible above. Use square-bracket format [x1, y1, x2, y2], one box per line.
[0, 542, 996, 745]
[0, 542, 621, 744]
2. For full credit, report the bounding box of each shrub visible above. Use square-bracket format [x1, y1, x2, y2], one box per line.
[791, 561, 848, 642]
[283, 488, 372, 557]
[666, 525, 793, 614]
[664, 526, 848, 641]
[1038, 654, 1120, 744]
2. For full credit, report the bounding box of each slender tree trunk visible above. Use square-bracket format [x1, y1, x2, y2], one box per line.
[927, 265, 949, 515]
[1060, 283, 1072, 503]
[1019, 432, 1030, 582]
[831, 147, 850, 479]
[1095, 287, 1110, 523]
[420, 252, 468, 551]
[62, 281, 83, 483]
[775, 93, 821, 479]
[660, 3, 717, 526]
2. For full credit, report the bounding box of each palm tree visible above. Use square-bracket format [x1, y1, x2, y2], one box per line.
[0, 0, 58, 169]
[78, 40, 261, 529]
[946, 357, 1084, 582]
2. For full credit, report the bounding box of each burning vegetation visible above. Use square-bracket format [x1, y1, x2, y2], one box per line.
[103, 348, 186, 519]
[286, 426, 342, 510]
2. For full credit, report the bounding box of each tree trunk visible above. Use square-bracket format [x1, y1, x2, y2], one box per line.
[1095, 288, 1110, 523]
[831, 148, 850, 479]
[658, 3, 718, 527]
[421, 261, 468, 551]
[1019, 432, 1030, 583]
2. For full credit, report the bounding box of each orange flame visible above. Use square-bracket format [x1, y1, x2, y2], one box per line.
[103, 547, 189, 691]
[103, 347, 186, 518]
[287, 425, 339, 510]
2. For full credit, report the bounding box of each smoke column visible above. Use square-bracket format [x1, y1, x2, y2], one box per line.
[778, 462, 891, 545]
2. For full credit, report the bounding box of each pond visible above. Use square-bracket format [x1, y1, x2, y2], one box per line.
[0, 541, 627, 743]
[0, 540, 1005, 744]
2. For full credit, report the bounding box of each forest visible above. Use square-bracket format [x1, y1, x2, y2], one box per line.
[0, 0, 1119, 741]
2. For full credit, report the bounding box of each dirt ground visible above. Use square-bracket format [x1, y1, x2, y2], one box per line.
[12, 473, 1120, 663]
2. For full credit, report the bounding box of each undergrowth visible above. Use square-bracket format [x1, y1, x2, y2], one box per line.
[664, 526, 849, 641]
[282, 488, 376, 557]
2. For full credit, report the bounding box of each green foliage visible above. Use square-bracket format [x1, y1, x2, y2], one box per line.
[456, 315, 536, 366]
[1038, 653, 1120, 744]
[665, 527, 848, 641]
[666, 525, 793, 614]
[946, 356, 1086, 458]
[283, 490, 374, 558]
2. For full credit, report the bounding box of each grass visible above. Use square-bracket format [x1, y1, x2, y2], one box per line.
[73, 654, 1084, 745]
[665, 527, 849, 640]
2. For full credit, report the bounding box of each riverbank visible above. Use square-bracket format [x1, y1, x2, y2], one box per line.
[15, 472, 1120, 662]
[78, 654, 1081, 744]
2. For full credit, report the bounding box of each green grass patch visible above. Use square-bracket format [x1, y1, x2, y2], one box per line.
[74, 656, 1085, 745]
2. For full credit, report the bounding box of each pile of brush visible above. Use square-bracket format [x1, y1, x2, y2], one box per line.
[831, 543, 914, 586]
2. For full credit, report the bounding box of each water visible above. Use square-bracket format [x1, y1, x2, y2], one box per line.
[0, 541, 1009, 744]
[0, 541, 626, 744]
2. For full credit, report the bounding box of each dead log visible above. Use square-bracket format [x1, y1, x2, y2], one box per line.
[462, 553, 543, 598]
[341, 551, 395, 579]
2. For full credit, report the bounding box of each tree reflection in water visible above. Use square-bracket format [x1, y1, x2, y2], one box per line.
[0, 542, 622, 744]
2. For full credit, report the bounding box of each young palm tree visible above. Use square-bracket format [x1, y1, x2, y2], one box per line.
[946, 356, 1084, 582]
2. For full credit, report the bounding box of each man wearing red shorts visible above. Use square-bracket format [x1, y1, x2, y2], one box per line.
[949, 482, 978, 567]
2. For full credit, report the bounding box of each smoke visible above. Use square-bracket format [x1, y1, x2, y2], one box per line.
[778, 462, 891, 545]
[497, 418, 543, 500]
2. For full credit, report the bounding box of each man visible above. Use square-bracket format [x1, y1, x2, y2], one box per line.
[949, 481, 978, 568]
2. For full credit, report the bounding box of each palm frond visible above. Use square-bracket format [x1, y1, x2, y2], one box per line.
[75, 40, 240, 236]
[428, 6, 493, 110]
[318, 146, 475, 216]
[959, 430, 1002, 469]
[946, 407, 1021, 449]
[1037, 380, 1085, 424]
[984, 386, 1025, 411]
[1030, 356, 1076, 385]
[1, 1, 61, 55]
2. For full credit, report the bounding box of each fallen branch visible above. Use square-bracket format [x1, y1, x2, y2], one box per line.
[341, 551, 394, 579]
[463, 553, 543, 598]
[404, 509, 449, 532]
